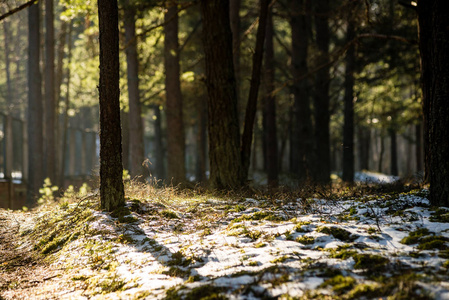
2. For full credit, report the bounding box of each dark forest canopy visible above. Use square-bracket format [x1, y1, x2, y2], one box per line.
[0, 0, 447, 206]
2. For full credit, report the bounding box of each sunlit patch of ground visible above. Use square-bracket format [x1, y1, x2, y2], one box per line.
[1, 183, 449, 299]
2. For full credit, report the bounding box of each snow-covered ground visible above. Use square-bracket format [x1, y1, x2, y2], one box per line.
[28, 189, 449, 299]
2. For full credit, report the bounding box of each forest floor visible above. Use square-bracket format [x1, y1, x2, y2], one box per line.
[1, 176, 449, 300]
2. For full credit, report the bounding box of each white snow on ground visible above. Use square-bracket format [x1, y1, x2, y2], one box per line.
[45, 190, 449, 299]
[354, 171, 400, 184]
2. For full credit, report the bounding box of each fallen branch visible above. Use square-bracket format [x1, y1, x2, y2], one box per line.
[0, 0, 38, 22]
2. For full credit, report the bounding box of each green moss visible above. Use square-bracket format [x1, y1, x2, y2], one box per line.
[165, 285, 227, 300]
[254, 242, 267, 248]
[161, 210, 179, 219]
[345, 283, 383, 299]
[317, 226, 358, 242]
[319, 275, 356, 294]
[168, 251, 192, 267]
[271, 256, 289, 263]
[296, 236, 315, 245]
[294, 221, 311, 233]
[245, 230, 262, 241]
[248, 261, 259, 267]
[353, 254, 389, 272]
[232, 211, 284, 223]
[416, 236, 449, 250]
[163, 267, 190, 278]
[400, 228, 431, 245]
[329, 249, 357, 260]
[429, 208, 449, 223]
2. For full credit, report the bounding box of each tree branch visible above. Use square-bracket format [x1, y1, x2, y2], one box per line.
[0, 0, 38, 22]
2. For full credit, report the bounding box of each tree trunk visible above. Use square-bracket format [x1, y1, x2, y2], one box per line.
[418, 0, 449, 206]
[98, 0, 125, 211]
[389, 127, 398, 176]
[121, 111, 130, 171]
[263, 6, 278, 187]
[164, 1, 186, 185]
[44, 0, 56, 183]
[289, 0, 313, 182]
[195, 96, 207, 183]
[241, 0, 269, 182]
[27, 2, 44, 205]
[153, 105, 165, 181]
[342, 19, 355, 183]
[124, 0, 146, 181]
[313, 0, 331, 184]
[230, 0, 241, 106]
[378, 134, 384, 173]
[415, 123, 423, 172]
[200, 0, 242, 189]
[358, 126, 370, 171]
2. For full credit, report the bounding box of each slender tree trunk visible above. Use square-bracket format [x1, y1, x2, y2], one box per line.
[241, 0, 269, 182]
[313, 0, 331, 184]
[121, 111, 130, 171]
[164, 1, 186, 184]
[342, 19, 355, 183]
[358, 126, 370, 170]
[44, 0, 56, 183]
[124, 0, 146, 180]
[27, 2, 44, 205]
[389, 127, 398, 176]
[418, 0, 449, 206]
[289, 0, 313, 182]
[153, 105, 165, 181]
[195, 96, 207, 183]
[415, 123, 423, 172]
[263, 6, 278, 187]
[378, 134, 384, 173]
[3, 16, 13, 112]
[60, 23, 73, 188]
[200, 0, 242, 189]
[98, 0, 125, 211]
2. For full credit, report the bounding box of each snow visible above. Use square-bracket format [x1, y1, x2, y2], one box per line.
[47, 190, 449, 299]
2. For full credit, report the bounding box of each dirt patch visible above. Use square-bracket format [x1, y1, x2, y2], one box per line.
[0, 210, 63, 300]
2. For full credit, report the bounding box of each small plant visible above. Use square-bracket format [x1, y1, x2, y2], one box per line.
[317, 226, 358, 242]
[296, 236, 315, 245]
[319, 275, 356, 294]
[271, 256, 288, 264]
[161, 210, 179, 219]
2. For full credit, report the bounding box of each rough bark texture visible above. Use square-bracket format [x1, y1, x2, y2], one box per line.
[418, 0, 449, 206]
[124, 0, 146, 181]
[27, 2, 44, 205]
[241, 0, 269, 182]
[313, 0, 331, 184]
[164, 1, 186, 185]
[230, 0, 241, 105]
[263, 7, 278, 187]
[342, 19, 356, 183]
[289, 0, 313, 182]
[98, 0, 125, 211]
[44, 0, 56, 183]
[200, 0, 242, 189]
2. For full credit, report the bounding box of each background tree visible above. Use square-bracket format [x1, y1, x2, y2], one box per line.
[98, 0, 125, 211]
[164, 0, 186, 185]
[27, 1, 44, 204]
[123, 0, 146, 180]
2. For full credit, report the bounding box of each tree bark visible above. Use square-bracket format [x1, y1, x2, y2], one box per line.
[342, 19, 356, 183]
[98, 0, 125, 211]
[164, 1, 186, 185]
[263, 6, 278, 187]
[241, 0, 269, 182]
[44, 0, 56, 183]
[230, 0, 241, 106]
[289, 0, 313, 182]
[27, 2, 44, 205]
[195, 96, 208, 183]
[358, 125, 370, 171]
[124, 0, 146, 181]
[313, 0, 331, 184]
[418, 0, 449, 206]
[200, 0, 242, 189]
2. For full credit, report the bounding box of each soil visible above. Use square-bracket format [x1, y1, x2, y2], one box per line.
[0, 210, 62, 300]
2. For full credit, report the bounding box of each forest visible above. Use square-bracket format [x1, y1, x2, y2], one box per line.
[0, 0, 449, 299]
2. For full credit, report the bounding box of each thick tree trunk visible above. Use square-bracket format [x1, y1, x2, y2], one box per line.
[124, 0, 146, 181]
[200, 0, 242, 189]
[164, 1, 186, 185]
[98, 0, 125, 211]
[27, 2, 44, 205]
[263, 7, 278, 187]
[342, 19, 355, 183]
[313, 0, 331, 184]
[418, 0, 449, 206]
[241, 0, 269, 182]
[44, 0, 56, 183]
[230, 0, 241, 106]
[289, 0, 313, 182]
